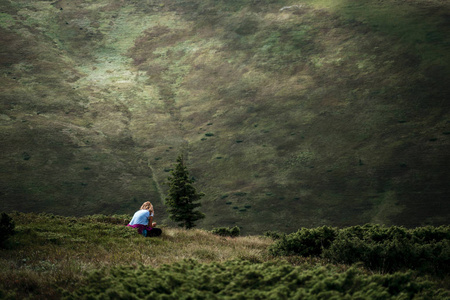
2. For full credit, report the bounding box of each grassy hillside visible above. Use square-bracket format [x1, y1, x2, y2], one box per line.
[0, 213, 271, 299]
[0, 0, 449, 234]
[0, 213, 449, 299]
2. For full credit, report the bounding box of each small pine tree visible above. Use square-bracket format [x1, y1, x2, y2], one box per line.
[165, 155, 205, 229]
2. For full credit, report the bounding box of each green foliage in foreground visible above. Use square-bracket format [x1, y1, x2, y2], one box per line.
[64, 260, 448, 300]
[0, 212, 15, 248]
[2, 213, 449, 299]
[270, 224, 450, 275]
[211, 226, 240, 237]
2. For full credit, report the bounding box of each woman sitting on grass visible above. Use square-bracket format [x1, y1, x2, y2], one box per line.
[127, 201, 162, 237]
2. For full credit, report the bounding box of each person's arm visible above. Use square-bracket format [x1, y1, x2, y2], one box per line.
[148, 210, 156, 228]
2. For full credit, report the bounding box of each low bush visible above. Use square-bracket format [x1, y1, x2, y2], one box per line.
[63, 260, 448, 299]
[211, 226, 240, 237]
[270, 224, 450, 275]
[0, 212, 15, 247]
[269, 226, 337, 257]
[263, 230, 284, 240]
[323, 224, 450, 275]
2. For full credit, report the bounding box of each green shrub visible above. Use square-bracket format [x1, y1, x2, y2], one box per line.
[269, 226, 337, 256]
[63, 260, 449, 299]
[412, 225, 450, 242]
[270, 224, 450, 276]
[263, 230, 284, 240]
[211, 226, 240, 237]
[0, 212, 15, 247]
[323, 224, 450, 275]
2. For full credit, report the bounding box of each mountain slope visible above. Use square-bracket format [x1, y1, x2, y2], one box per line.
[0, 0, 449, 234]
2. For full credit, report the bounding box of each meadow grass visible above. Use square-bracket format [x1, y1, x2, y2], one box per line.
[0, 212, 273, 299]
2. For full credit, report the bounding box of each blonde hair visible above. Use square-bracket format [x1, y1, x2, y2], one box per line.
[140, 201, 153, 212]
